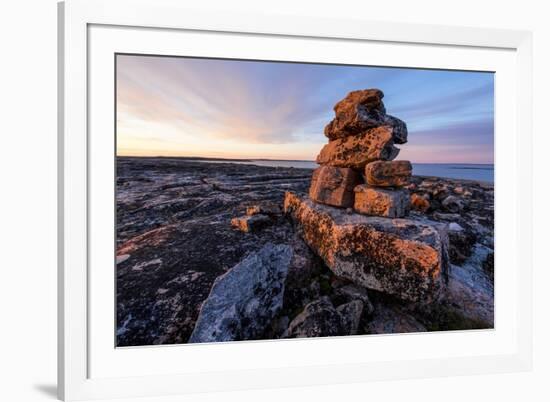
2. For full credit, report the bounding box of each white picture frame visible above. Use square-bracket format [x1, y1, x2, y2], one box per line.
[58, 0, 533, 400]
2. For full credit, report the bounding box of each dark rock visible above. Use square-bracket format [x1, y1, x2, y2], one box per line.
[436, 244, 494, 328]
[448, 227, 477, 265]
[442, 195, 465, 213]
[189, 243, 292, 343]
[231, 214, 271, 232]
[482, 252, 494, 282]
[283, 297, 345, 338]
[432, 212, 461, 221]
[336, 300, 364, 335]
[354, 185, 410, 218]
[309, 165, 361, 208]
[383, 114, 408, 144]
[365, 300, 427, 334]
[246, 202, 282, 217]
[282, 234, 324, 312]
[268, 315, 290, 338]
[285, 235, 322, 288]
[284, 192, 450, 303]
[334, 284, 374, 315]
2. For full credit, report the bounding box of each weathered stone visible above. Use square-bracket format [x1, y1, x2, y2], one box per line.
[366, 302, 427, 334]
[354, 185, 410, 218]
[437, 244, 494, 329]
[316, 126, 400, 169]
[230, 214, 271, 232]
[308, 165, 361, 208]
[410, 193, 430, 212]
[285, 235, 321, 288]
[283, 297, 345, 338]
[336, 300, 364, 335]
[448, 228, 477, 265]
[325, 89, 385, 139]
[282, 235, 324, 311]
[189, 243, 292, 343]
[365, 160, 412, 187]
[442, 195, 465, 213]
[246, 202, 282, 216]
[284, 192, 450, 303]
[449, 222, 464, 232]
[334, 284, 374, 315]
[269, 315, 290, 338]
[432, 211, 461, 221]
[483, 252, 494, 282]
[324, 89, 408, 144]
[383, 115, 408, 144]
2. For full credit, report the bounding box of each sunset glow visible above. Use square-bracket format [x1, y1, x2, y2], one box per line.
[116, 55, 494, 163]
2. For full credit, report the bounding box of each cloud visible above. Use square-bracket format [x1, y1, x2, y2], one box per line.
[117, 56, 341, 144]
[116, 55, 495, 163]
[392, 82, 493, 120]
[411, 119, 494, 145]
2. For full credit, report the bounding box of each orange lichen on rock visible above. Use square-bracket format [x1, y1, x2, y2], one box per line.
[324, 89, 408, 144]
[365, 160, 412, 187]
[410, 193, 431, 212]
[309, 165, 361, 208]
[316, 126, 399, 169]
[117, 225, 176, 256]
[284, 191, 449, 303]
[354, 185, 410, 218]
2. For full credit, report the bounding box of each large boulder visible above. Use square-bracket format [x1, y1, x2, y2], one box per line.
[365, 160, 412, 187]
[189, 243, 292, 343]
[316, 126, 400, 169]
[354, 185, 410, 218]
[284, 192, 450, 303]
[309, 165, 361, 208]
[324, 89, 408, 144]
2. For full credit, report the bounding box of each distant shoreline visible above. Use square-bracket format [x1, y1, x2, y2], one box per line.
[116, 156, 494, 184]
[117, 155, 494, 166]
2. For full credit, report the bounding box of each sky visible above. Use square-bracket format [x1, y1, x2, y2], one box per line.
[116, 54, 494, 163]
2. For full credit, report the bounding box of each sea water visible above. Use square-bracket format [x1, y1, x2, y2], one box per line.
[191, 159, 494, 183]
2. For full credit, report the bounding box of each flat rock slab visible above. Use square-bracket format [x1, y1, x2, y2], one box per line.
[354, 185, 410, 218]
[365, 160, 412, 187]
[316, 126, 399, 169]
[284, 192, 450, 303]
[309, 165, 360, 208]
[189, 243, 292, 343]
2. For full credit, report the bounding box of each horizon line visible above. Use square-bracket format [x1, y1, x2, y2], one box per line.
[116, 154, 494, 165]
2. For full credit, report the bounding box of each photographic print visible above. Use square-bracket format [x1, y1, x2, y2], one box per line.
[115, 54, 494, 346]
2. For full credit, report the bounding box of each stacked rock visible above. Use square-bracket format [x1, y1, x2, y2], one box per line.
[309, 89, 412, 218]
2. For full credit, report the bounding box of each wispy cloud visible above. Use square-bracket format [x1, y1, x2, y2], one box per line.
[116, 55, 494, 163]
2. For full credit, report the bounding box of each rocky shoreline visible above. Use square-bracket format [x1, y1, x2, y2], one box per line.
[116, 156, 493, 346]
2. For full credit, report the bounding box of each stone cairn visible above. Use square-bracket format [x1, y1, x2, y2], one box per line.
[309, 88, 412, 217]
